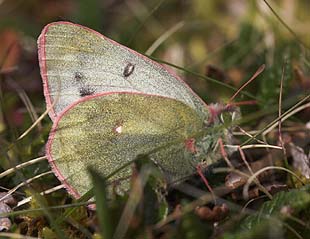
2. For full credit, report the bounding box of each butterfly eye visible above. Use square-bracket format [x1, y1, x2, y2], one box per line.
[123, 63, 135, 77]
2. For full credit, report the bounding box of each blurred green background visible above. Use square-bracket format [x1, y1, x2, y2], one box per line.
[0, 1, 309, 238]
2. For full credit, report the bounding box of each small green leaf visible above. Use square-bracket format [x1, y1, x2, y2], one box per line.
[180, 210, 213, 239]
[135, 155, 167, 225]
[223, 186, 310, 239]
[242, 186, 310, 230]
[89, 167, 113, 239]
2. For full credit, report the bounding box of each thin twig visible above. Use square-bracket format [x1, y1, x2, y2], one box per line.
[238, 147, 273, 200]
[145, 21, 184, 55]
[1, 171, 53, 202]
[263, 102, 310, 136]
[263, 0, 309, 50]
[219, 138, 235, 169]
[240, 144, 282, 150]
[0, 233, 41, 239]
[0, 156, 47, 178]
[15, 184, 66, 209]
[243, 166, 304, 199]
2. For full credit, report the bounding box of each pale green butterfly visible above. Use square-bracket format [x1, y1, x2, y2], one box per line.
[38, 21, 231, 199]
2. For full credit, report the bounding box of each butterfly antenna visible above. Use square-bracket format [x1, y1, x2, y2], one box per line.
[228, 64, 266, 104]
[231, 100, 257, 107]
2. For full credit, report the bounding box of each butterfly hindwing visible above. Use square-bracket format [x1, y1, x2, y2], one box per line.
[47, 93, 206, 198]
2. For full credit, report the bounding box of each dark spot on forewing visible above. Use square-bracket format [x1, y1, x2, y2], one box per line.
[123, 63, 135, 77]
[79, 86, 95, 97]
[74, 71, 84, 82]
[74, 71, 95, 97]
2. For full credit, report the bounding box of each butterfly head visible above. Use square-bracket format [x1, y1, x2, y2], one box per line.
[183, 102, 240, 166]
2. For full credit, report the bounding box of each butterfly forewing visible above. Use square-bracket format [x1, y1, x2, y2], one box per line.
[38, 21, 208, 120]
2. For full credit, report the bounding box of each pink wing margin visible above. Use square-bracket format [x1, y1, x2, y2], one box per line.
[37, 21, 208, 121]
[37, 24, 56, 120]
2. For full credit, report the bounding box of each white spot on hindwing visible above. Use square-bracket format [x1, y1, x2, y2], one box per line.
[115, 125, 122, 134]
[113, 121, 124, 134]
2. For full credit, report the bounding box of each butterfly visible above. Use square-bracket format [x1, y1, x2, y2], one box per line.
[38, 21, 231, 199]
